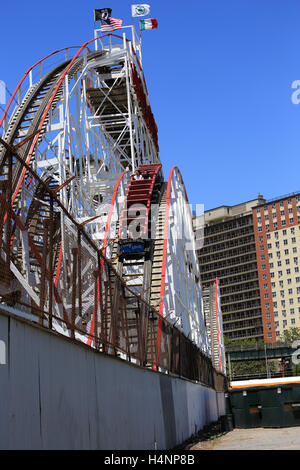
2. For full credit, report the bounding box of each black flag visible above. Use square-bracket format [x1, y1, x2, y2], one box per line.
[94, 8, 112, 21]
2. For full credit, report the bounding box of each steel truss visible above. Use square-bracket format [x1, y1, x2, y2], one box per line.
[0, 29, 159, 245]
[0, 138, 226, 388]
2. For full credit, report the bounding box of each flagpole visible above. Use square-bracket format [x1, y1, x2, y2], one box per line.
[94, 27, 98, 51]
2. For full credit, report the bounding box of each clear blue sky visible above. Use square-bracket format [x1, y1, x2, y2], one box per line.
[1, 0, 300, 211]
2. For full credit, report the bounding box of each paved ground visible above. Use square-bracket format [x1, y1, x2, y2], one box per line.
[188, 427, 300, 450]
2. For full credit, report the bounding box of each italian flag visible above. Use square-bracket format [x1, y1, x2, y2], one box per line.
[139, 18, 158, 31]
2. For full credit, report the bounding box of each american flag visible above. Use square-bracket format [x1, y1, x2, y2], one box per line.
[100, 17, 123, 32]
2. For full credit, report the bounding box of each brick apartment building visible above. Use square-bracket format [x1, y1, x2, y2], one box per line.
[252, 193, 300, 342]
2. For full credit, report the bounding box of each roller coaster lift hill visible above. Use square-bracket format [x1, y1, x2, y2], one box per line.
[0, 18, 226, 388]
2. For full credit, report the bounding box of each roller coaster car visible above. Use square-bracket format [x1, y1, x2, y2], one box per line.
[117, 239, 154, 261]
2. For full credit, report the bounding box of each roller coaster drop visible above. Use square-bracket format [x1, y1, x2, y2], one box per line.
[0, 27, 226, 383]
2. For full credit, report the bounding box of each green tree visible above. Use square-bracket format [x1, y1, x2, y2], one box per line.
[224, 335, 264, 349]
